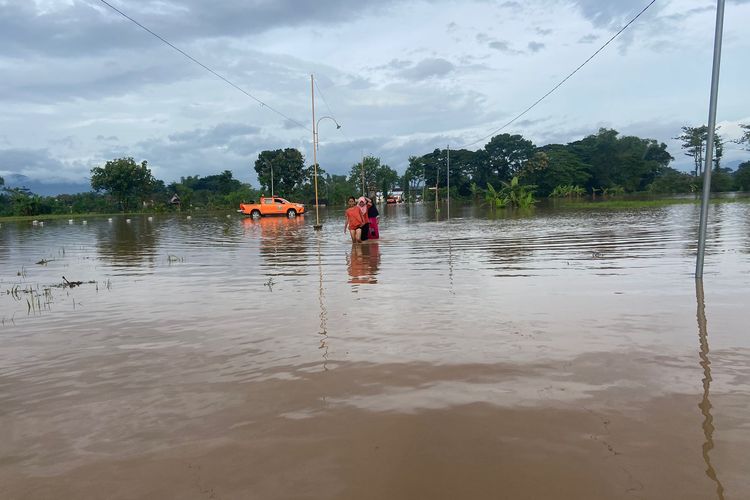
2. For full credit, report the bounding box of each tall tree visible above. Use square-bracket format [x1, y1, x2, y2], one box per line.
[481, 133, 535, 186]
[90, 157, 155, 212]
[736, 124, 750, 150]
[676, 125, 723, 176]
[348, 156, 381, 196]
[525, 147, 590, 196]
[734, 161, 750, 191]
[254, 149, 308, 196]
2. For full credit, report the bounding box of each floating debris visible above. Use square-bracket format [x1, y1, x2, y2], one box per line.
[62, 276, 85, 288]
[264, 277, 275, 291]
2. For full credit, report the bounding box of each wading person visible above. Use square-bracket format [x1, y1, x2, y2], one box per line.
[344, 196, 368, 243]
[366, 196, 379, 239]
[357, 197, 370, 241]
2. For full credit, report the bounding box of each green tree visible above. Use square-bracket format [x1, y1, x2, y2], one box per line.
[254, 149, 308, 196]
[410, 149, 448, 200]
[349, 155, 382, 196]
[676, 125, 723, 176]
[486, 177, 535, 208]
[90, 157, 155, 212]
[647, 167, 697, 194]
[567, 129, 671, 192]
[481, 133, 535, 186]
[710, 167, 733, 192]
[736, 124, 750, 150]
[446, 148, 481, 196]
[324, 173, 356, 206]
[734, 161, 750, 191]
[376, 163, 400, 197]
[523, 147, 590, 196]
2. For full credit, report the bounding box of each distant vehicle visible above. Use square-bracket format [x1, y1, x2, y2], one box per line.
[386, 189, 405, 204]
[238, 196, 305, 218]
[386, 194, 404, 204]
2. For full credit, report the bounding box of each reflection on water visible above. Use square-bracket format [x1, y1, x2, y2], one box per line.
[96, 218, 159, 270]
[695, 280, 726, 500]
[316, 233, 329, 372]
[245, 216, 310, 276]
[1, 204, 750, 499]
[347, 242, 380, 285]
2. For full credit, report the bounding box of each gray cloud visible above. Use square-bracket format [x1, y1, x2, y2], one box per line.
[578, 34, 599, 44]
[0, 148, 90, 184]
[527, 41, 545, 52]
[397, 58, 456, 80]
[571, 0, 656, 28]
[167, 123, 261, 148]
[488, 40, 520, 54]
[0, 0, 401, 59]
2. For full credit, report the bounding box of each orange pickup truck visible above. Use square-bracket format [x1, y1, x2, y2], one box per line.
[239, 196, 305, 218]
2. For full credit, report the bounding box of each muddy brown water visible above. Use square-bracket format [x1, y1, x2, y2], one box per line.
[1, 203, 749, 499]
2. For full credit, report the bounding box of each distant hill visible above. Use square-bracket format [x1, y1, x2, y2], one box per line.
[2, 174, 90, 196]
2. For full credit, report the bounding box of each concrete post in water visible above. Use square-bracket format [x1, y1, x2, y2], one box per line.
[696, 0, 725, 279]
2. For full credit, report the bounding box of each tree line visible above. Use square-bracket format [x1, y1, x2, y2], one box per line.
[2, 124, 749, 217]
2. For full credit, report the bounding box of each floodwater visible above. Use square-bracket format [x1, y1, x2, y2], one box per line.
[1, 202, 749, 500]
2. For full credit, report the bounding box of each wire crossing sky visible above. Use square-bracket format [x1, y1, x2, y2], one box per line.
[0, 0, 747, 192]
[96, 0, 310, 132]
[458, 0, 658, 149]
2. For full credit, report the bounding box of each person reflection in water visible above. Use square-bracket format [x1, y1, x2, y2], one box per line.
[348, 241, 380, 284]
[344, 196, 369, 243]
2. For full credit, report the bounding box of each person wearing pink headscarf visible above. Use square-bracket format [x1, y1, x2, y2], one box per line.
[356, 197, 370, 241]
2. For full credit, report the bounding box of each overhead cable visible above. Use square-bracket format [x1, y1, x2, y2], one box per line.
[458, 0, 657, 149]
[96, 0, 309, 131]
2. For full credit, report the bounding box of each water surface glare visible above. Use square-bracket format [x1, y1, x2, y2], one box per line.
[1, 203, 749, 499]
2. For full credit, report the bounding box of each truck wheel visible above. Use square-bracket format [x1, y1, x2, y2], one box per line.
[287, 209, 297, 217]
[251, 209, 261, 218]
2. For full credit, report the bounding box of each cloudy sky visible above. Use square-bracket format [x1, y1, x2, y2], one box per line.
[1, 0, 749, 193]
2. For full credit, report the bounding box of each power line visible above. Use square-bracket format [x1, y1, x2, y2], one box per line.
[313, 77, 336, 119]
[458, 0, 657, 149]
[96, 0, 310, 131]
[313, 75, 352, 143]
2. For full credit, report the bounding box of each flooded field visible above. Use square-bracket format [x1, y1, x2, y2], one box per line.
[1, 203, 749, 500]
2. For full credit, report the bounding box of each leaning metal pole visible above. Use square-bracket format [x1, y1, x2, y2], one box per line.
[311, 75, 322, 230]
[696, 0, 725, 279]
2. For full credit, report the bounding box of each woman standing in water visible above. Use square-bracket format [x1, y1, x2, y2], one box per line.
[366, 197, 379, 239]
[357, 197, 370, 241]
[344, 196, 368, 243]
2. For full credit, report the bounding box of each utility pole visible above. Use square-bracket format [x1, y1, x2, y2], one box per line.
[311, 74, 322, 230]
[696, 0, 725, 279]
[361, 151, 366, 197]
[446, 144, 450, 220]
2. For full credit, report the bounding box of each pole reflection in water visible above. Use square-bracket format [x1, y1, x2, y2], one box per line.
[347, 242, 380, 286]
[316, 233, 328, 371]
[695, 280, 725, 500]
